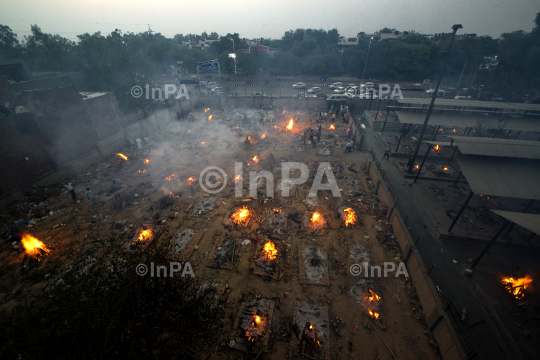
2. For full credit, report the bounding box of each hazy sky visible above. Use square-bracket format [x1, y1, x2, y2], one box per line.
[2, 0, 539, 41]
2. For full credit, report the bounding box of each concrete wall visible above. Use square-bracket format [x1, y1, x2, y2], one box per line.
[364, 154, 467, 360]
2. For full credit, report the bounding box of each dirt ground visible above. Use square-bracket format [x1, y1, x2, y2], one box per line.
[0, 107, 439, 360]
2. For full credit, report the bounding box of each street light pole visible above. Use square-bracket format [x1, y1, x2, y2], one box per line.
[406, 24, 462, 173]
[361, 37, 373, 81]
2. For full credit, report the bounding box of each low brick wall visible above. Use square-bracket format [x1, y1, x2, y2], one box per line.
[363, 153, 466, 360]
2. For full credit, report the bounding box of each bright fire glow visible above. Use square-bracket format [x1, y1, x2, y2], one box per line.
[116, 153, 128, 161]
[502, 276, 533, 300]
[282, 110, 286, 114]
[263, 241, 278, 260]
[414, 165, 420, 170]
[137, 229, 152, 242]
[309, 324, 313, 330]
[254, 315, 262, 324]
[204, 108, 210, 113]
[144, 159, 150, 164]
[231, 206, 250, 225]
[310, 212, 325, 229]
[329, 124, 335, 130]
[21, 234, 50, 257]
[185, 177, 195, 185]
[169, 191, 179, 198]
[138, 169, 148, 173]
[233, 175, 242, 183]
[247, 155, 259, 166]
[208, 115, 213, 120]
[286, 119, 294, 131]
[368, 289, 381, 301]
[200, 142, 205, 146]
[369, 310, 380, 319]
[165, 173, 178, 181]
[343, 208, 357, 227]
[261, 134, 266, 139]
[443, 167, 448, 171]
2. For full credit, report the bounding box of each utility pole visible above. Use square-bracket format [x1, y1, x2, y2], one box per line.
[458, 60, 467, 87]
[406, 24, 462, 173]
[362, 37, 373, 81]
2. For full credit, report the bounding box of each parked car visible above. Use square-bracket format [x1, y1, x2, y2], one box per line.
[347, 86, 359, 94]
[329, 82, 343, 89]
[316, 92, 328, 98]
[292, 82, 306, 89]
[346, 92, 355, 99]
[328, 94, 347, 101]
[453, 95, 467, 100]
[307, 87, 321, 94]
[296, 92, 306, 98]
[426, 89, 445, 98]
[253, 92, 266, 97]
[333, 87, 346, 94]
[211, 87, 222, 93]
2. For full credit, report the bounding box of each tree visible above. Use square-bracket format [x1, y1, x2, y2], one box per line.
[379, 27, 397, 34]
[0, 25, 20, 60]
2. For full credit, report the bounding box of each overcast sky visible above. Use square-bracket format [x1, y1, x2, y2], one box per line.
[2, 0, 539, 41]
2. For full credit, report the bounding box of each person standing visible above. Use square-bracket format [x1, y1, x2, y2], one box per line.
[308, 129, 315, 145]
[347, 126, 353, 139]
[345, 140, 354, 154]
[85, 188, 96, 206]
[317, 124, 322, 133]
[383, 146, 391, 160]
[316, 129, 321, 144]
[65, 182, 77, 201]
[312, 135, 317, 148]
[413, 125, 419, 136]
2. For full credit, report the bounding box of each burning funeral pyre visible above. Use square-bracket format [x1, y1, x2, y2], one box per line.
[21, 234, 51, 263]
[290, 302, 330, 359]
[260, 208, 286, 231]
[501, 275, 533, 300]
[157, 192, 179, 209]
[231, 298, 275, 354]
[338, 206, 358, 227]
[252, 239, 282, 276]
[223, 206, 254, 227]
[185, 176, 196, 186]
[350, 279, 384, 327]
[302, 211, 328, 233]
[126, 226, 155, 251]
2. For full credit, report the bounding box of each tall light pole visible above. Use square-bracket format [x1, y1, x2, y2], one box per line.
[406, 24, 462, 173]
[361, 37, 373, 81]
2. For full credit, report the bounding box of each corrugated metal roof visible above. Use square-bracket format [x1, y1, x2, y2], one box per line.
[492, 210, 540, 235]
[396, 98, 540, 112]
[394, 111, 540, 132]
[450, 136, 540, 159]
[455, 154, 540, 200]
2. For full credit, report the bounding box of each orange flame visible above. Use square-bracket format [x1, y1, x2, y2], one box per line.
[414, 164, 420, 170]
[443, 167, 448, 171]
[143, 159, 150, 164]
[329, 124, 335, 130]
[231, 206, 250, 224]
[137, 229, 152, 242]
[309, 324, 313, 330]
[286, 119, 293, 131]
[343, 208, 357, 227]
[310, 212, 325, 229]
[282, 110, 286, 114]
[187, 130, 191, 134]
[368, 310, 380, 319]
[247, 155, 259, 166]
[165, 173, 177, 181]
[502, 276, 533, 300]
[169, 191, 179, 199]
[204, 108, 210, 113]
[185, 177, 195, 185]
[254, 315, 262, 324]
[263, 241, 278, 260]
[116, 153, 128, 161]
[368, 289, 381, 301]
[21, 234, 50, 257]
[138, 169, 148, 173]
[208, 115, 213, 120]
[233, 175, 242, 183]
[261, 134, 266, 139]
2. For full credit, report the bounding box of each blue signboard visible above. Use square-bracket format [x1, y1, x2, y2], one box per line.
[198, 59, 219, 71]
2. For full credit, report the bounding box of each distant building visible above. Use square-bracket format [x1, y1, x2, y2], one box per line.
[247, 45, 280, 56]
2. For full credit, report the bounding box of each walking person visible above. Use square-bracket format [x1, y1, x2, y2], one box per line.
[308, 129, 315, 145]
[383, 146, 391, 160]
[316, 129, 321, 144]
[85, 188, 96, 206]
[65, 182, 77, 201]
[317, 123, 322, 133]
[345, 140, 354, 154]
[347, 126, 353, 139]
[312, 135, 317, 148]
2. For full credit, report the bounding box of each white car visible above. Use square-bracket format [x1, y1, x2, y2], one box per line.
[307, 87, 321, 94]
[211, 87, 222, 93]
[347, 86, 359, 94]
[333, 87, 346, 94]
[346, 92, 355, 99]
[292, 82, 306, 89]
[329, 82, 343, 89]
[359, 93, 379, 99]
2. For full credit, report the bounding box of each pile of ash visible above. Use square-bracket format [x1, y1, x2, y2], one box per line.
[302, 246, 327, 283]
[172, 229, 195, 255]
[195, 197, 218, 215]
